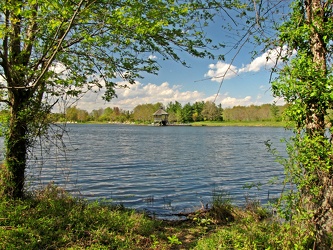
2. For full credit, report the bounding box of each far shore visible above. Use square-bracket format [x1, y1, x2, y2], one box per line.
[190, 121, 289, 127]
[60, 120, 289, 127]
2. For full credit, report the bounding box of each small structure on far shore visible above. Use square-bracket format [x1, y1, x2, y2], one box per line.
[153, 107, 169, 126]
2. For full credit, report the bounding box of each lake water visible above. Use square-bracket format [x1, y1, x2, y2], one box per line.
[23, 124, 290, 219]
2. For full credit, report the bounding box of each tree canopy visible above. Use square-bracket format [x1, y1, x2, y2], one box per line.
[0, 0, 230, 198]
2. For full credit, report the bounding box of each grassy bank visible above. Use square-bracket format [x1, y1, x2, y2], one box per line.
[0, 184, 315, 249]
[191, 121, 288, 127]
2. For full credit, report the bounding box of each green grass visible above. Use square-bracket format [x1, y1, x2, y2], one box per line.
[0, 184, 318, 249]
[191, 120, 288, 127]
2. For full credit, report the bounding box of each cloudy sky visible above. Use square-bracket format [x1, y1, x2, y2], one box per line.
[0, 3, 290, 113]
[58, 4, 290, 112]
[72, 45, 286, 112]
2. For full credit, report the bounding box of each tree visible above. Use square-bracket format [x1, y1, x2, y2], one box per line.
[90, 108, 104, 121]
[133, 103, 161, 123]
[166, 101, 182, 123]
[192, 101, 204, 122]
[270, 103, 281, 122]
[223, 105, 248, 121]
[77, 109, 89, 122]
[0, 0, 227, 198]
[217, 103, 223, 121]
[98, 107, 113, 122]
[109, 107, 119, 122]
[181, 103, 194, 123]
[65, 106, 79, 121]
[272, 0, 333, 247]
[201, 101, 220, 121]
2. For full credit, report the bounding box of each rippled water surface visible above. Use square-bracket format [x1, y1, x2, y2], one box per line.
[24, 124, 290, 218]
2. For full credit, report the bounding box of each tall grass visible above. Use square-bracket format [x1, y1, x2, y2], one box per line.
[0, 184, 159, 249]
[0, 183, 319, 249]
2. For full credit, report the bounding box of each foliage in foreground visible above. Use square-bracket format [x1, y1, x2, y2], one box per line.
[0, 185, 324, 250]
[270, 0, 333, 247]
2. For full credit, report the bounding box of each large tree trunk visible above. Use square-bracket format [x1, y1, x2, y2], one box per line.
[304, 1, 333, 248]
[5, 113, 27, 198]
[305, 0, 327, 134]
[2, 91, 30, 199]
[315, 174, 333, 248]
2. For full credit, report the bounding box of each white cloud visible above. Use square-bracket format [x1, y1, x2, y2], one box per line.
[206, 46, 292, 83]
[216, 95, 253, 107]
[239, 47, 288, 73]
[148, 55, 157, 60]
[5, 46, 288, 114]
[210, 91, 277, 108]
[55, 78, 277, 112]
[71, 81, 206, 112]
[204, 62, 238, 81]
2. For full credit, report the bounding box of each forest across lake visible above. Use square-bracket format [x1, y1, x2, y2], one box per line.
[47, 102, 289, 124]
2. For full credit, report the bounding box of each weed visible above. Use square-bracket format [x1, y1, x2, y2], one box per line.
[193, 216, 212, 227]
[209, 188, 234, 224]
[167, 235, 182, 245]
[150, 234, 160, 248]
[244, 197, 271, 221]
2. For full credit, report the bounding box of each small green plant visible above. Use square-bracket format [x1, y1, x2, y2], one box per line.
[209, 188, 234, 223]
[150, 234, 160, 248]
[244, 197, 270, 221]
[212, 188, 232, 210]
[167, 235, 182, 245]
[193, 216, 212, 227]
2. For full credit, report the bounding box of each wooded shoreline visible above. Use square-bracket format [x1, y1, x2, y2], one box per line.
[62, 120, 288, 127]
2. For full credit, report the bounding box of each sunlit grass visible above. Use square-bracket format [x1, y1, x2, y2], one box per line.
[0, 184, 316, 249]
[191, 120, 287, 127]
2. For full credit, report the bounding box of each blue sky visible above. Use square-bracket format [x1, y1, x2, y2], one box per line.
[75, 44, 285, 112]
[0, 2, 291, 113]
[65, 3, 290, 112]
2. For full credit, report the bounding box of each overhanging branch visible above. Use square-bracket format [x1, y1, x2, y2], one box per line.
[30, 0, 87, 92]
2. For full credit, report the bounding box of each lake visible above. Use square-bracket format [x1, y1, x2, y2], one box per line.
[23, 124, 290, 219]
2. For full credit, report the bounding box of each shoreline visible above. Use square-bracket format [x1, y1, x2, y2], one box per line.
[58, 120, 288, 127]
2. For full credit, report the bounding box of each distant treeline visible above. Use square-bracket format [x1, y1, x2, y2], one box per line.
[50, 101, 288, 124]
